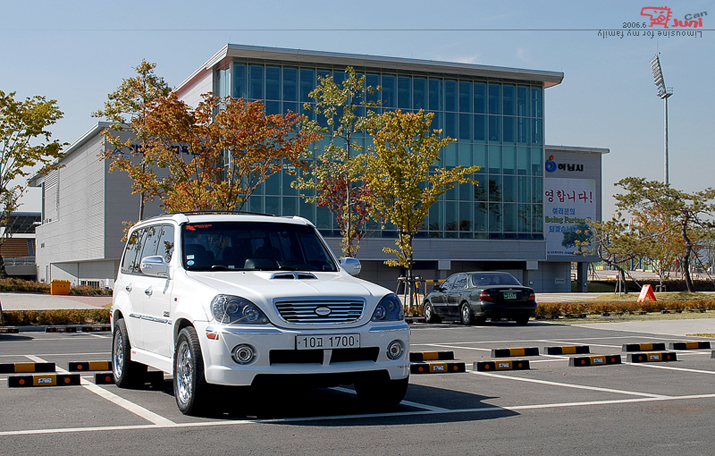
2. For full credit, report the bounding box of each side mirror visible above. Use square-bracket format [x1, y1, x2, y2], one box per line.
[140, 255, 170, 278]
[340, 257, 361, 276]
[433, 284, 443, 292]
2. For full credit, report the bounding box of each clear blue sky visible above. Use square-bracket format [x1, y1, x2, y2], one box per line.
[2, 0, 713, 217]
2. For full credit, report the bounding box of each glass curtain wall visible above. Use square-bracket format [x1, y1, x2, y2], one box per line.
[231, 61, 544, 240]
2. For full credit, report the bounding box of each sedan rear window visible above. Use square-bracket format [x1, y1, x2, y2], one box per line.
[471, 273, 521, 287]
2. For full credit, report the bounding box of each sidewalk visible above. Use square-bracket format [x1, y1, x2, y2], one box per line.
[0, 292, 112, 311]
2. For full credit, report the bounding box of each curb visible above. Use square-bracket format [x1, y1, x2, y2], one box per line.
[0, 362, 55, 373]
[474, 360, 530, 371]
[623, 343, 667, 352]
[8, 373, 81, 387]
[410, 361, 466, 374]
[492, 347, 539, 357]
[569, 355, 622, 367]
[545, 345, 590, 355]
[409, 351, 455, 362]
[669, 341, 711, 350]
[627, 352, 678, 363]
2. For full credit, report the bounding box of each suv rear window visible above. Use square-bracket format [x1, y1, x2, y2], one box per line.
[181, 222, 337, 272]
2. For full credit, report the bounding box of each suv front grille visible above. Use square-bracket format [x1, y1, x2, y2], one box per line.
[275, 300, 364, 324]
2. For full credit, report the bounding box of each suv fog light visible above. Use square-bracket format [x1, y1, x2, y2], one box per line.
[232, 344, 256, 364]
[387, 340, 404, 360]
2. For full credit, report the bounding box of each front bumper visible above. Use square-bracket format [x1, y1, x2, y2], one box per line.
[195, 321, 411, 386]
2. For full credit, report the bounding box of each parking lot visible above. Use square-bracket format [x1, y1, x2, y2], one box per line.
[1, 320, 714, 455]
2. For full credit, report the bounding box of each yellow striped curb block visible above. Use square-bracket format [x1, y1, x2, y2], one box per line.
[409, 351, 455, 362]
[0, 327, 19, 333]
[622, 342, 666, 352]
[68, 361, 112, 372]
[0, 362, 55, 374]
[627, 352, 678, 363]
[569, 355, 622, 367]
[474, 360, 530, 371]
[491, 347, 539, 357]
[410, 361, 466, 374]
[95, 373, 115, 384]
[81, 325, 111, 332]
[545, 345, 590, 355]
[8, 373, 81, 387]
[669, 341, 711, 350]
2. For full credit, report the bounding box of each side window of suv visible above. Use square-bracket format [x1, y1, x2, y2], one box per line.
[156, 225, 175, 263]
[121, 228, 146, 274]
[138, 225, 162, 262]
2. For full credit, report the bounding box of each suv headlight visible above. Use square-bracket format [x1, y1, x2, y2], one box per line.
[371, 293, 405, 322]
[211, 295, 269, 325]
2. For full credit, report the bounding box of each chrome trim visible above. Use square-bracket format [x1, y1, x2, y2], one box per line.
[368, 323, 410, 333]
[210, 325, 283, 335]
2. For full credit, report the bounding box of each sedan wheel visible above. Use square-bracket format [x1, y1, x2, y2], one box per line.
[460, 303, 473, 325]
[423, 302, 440, 323]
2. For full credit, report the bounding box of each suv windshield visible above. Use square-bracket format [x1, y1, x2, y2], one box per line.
[181, 221, 338, 272]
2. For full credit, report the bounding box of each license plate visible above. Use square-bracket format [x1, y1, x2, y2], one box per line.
[296, 334, 360, 350]
[503, 292, 518, 300]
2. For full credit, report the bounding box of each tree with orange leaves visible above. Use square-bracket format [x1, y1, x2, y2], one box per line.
[103, 93, 320, 213]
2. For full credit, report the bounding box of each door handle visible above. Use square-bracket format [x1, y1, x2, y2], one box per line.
[145, 288, 153, 297]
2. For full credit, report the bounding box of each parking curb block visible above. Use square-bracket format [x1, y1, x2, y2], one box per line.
[491, 347, 539, 357]
[95, 373, 115, 384]
[69, 361, 112, 372]
[545, 345, 590, 355]
[627, 352, 678, 363]
[8, 373, 81, 387]
[0, 362, 55, 374]
[623, 343, 666, 352]
[569, 355, 622, 367]
[410, 361, 466, 374]
[475, 360, 530, 371]
[409, 351, 455, 362]
[46, 326, 77, 333]
[0, 327, 19, 333]
[81, 325, 111, 332]
[669, 341, 711, 350]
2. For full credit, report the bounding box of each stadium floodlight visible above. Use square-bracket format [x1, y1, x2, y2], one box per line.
[649, 55, 673, 184]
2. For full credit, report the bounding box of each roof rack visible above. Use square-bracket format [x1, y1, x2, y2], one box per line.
[172, 210, 277, 217]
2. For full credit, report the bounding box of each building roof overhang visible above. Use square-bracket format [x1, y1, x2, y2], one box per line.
[175, 44, 565, 97]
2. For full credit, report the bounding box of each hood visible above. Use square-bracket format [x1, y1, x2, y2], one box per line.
[186, 270, 388, 306]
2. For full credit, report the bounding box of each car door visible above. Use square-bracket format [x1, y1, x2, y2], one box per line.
[432, 274, 456, 316]
[446, 274, 468, 317]
[139, 224, 175, 359]
[116, 228, 148, 350]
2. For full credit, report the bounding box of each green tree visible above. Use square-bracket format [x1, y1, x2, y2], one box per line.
[588, 214, 641, 293]
[293, 67, 380, 257]
[361, 109, 480, 305]
[92, 59, 171, 220]
[615, 177, 715, 292]
[0, 90, 64, 277]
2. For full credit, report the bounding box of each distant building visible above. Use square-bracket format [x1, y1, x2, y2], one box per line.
[30, 44, 608, 291]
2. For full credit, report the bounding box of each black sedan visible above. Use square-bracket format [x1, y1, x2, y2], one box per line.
[422, 272, 536, 325]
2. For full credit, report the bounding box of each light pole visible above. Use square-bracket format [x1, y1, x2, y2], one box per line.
[649, 54, 673, 185]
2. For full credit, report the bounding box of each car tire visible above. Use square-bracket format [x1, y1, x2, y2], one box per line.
[355, 375, 409, 410]
[174, 327, 211, 416]
[423, 302, 441, 323]
[515, 316, 530, 326]
[460, 303, 474, 325]
[112, 319, 147, 388]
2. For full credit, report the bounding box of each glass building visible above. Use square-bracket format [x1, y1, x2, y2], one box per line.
[176, 45, 565, 289]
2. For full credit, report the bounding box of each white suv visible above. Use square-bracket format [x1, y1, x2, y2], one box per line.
[111, 212, 410, 415]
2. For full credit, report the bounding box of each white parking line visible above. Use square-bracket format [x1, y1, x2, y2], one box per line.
[333, 386, 448, 412]
[624, 361, 715, 375]
[469, 370, 668, 398]
[24, 355, 175, 426]
[2, 393, 715, 437]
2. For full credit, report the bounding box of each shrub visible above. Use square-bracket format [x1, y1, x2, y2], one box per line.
[536, 299, 715, 316]
[2, 309, 111, 326]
